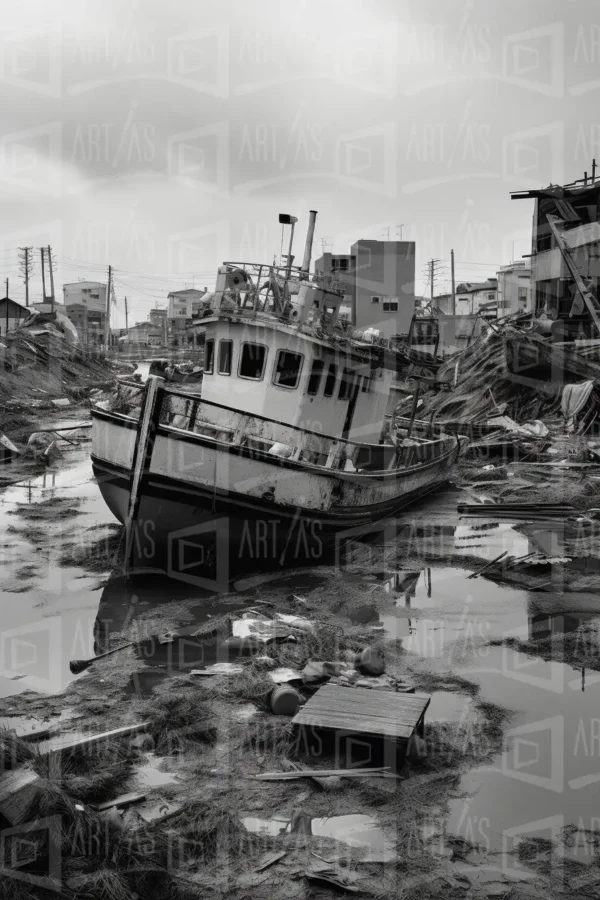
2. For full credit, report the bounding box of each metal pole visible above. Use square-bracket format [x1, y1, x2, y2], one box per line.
[301, 210, 318, 274]
[40, 247, 47, 303]
[5, 278, 8, 335]
[450, 249, 456, 315]
[47, 246, 55, 312]
[286, 221, 295, 278]
[105, 265, 112, 348]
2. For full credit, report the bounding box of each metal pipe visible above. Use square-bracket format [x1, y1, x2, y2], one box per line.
[301, 210, 318, 274]
[286, 220, 296, 279]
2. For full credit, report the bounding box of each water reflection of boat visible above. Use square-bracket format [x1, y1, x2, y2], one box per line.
[91, 210, 465, 580]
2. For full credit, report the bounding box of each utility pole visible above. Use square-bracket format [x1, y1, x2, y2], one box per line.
[40, 247, 47, 303]
[425, 258, 444, 313]
[124, 295, 128, 332]
[5, 278, 8, 335]
[47, 246, 55, 312]
[18, 247, 33, 307]
[451, 249, 456, 315]
[105, 265, 112, 348]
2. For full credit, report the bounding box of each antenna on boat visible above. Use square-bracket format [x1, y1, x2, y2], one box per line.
[278, 213, 297, 277]
[301, 210, 318, 275]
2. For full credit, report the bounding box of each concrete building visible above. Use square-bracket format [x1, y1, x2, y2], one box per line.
[63, 281, 108, 346]
[452, 279, 498, 319]
[168, 288, 207, 345]
[512, 176, 600, 337]
[496, 262, 532, 316]
[149, 307, 168, 345]
[315, 240, 416, 338]
[0, 297, 28, 335]
[121, 321, 162, 346]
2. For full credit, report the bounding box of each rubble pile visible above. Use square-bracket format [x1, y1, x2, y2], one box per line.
[0, 312, 112, 405]
[421, 325, 600, 429]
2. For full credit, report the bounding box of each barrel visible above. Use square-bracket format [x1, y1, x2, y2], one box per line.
[270, 685, 301, 716]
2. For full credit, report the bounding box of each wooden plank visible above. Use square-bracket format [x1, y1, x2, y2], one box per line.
[307, 683, 430, 706]
[300, 685, 430, 717]
[299, 696, 428, 727]
[0, 767, 43, 825]
[38, 723, 150, 757]
[124, 375, 164, 573]
[293, 712, 414, 739]
[94, 792, 146, 812]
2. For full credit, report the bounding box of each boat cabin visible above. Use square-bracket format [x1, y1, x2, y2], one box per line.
[194, 315, 394, 444]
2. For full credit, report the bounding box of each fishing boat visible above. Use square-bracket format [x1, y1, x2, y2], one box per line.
[91, 211, 466, 587]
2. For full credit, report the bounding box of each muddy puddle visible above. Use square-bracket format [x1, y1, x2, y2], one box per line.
[2, 445, 600, 870]
[369, 563, 600, 862]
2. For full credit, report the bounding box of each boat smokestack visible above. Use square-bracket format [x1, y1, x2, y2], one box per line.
[301, 210, 318, 274]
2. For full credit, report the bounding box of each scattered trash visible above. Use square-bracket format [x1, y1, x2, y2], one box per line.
[0, 767, 43, 825]
[69, 641, 135, 674]
[269, 667, 302, 684]
[304, 859, 360, 892]
[51, 398, 71, 407]
[356, 647, 386, 676]
[0, 434, 19, 462]
[302, 660, 345, 684]
[255, 850, 288, 872]
[94, 792, 146, 812]
[252, 767, 392, 782]
[190, 663, 244, 676]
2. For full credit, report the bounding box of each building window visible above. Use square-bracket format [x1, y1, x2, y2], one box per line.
[383, 301, 398, 312]
[371, 296, 380, 304]
[323, 363, 337, 397]
[273, 350, 303, 389]
[307, 359, 324, 395]
[218, 339, 233, 375]
[239, 342, 267, 380]
[338, 368, 356, 400]
[518, 287, 529, 306]
[205, 340, 215, 374]
[361, 375, 370, 393]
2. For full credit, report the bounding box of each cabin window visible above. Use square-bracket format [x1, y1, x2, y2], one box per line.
[323, 363, 337, 397]
[338, 368, 356, 400]
[239, 342, 267, 380]
[273, 350, 303, 389]
[218, 339, 233, 375]
[205, 340, 215, 374]
[307, 359, 324, 395]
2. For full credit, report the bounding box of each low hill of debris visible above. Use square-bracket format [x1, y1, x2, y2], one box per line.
[421, 325, 600, 427]
[0, 312, 113, 408]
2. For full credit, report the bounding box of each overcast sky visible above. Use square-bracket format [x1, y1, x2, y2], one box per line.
[0, 0, 597, 325]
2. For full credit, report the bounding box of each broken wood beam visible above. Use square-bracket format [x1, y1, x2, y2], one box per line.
[37, 723, 150, 758]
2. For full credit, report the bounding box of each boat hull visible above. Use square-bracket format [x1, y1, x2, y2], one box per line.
[91, 421, 461, 587]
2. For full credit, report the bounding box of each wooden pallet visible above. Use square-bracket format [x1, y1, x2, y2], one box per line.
[292, 683, 430, 743]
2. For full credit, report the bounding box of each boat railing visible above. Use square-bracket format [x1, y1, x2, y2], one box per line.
[160, 390, 451, 472]
[107, 381, 454, 472]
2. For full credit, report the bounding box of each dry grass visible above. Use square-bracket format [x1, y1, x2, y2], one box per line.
[132, 677, 218, 755]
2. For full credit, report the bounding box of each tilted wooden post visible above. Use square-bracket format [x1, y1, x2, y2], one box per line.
[124, 375, 165, 576]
